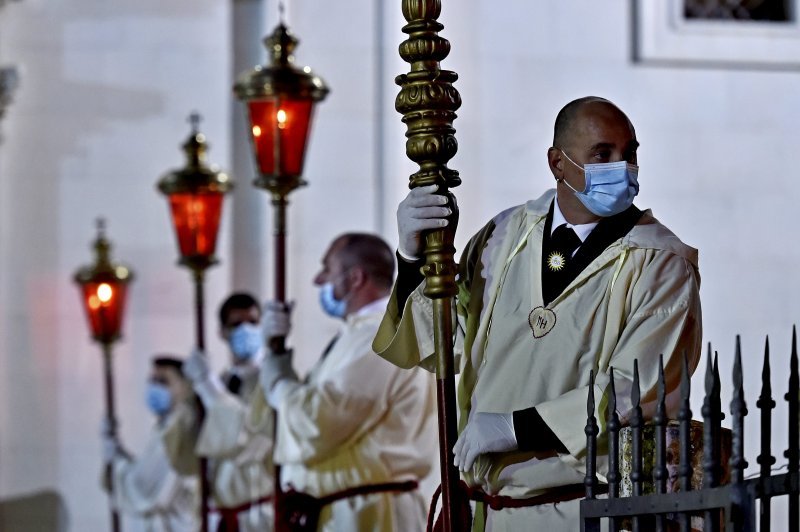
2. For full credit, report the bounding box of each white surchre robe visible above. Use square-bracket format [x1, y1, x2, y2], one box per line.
[163, 368, 274, 532]
[252, 297, 439, 531]
[111, 413, 199, 532]
[373, 189, 702, 531]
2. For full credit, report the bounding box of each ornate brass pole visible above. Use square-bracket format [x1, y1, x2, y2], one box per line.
[395, 1, 463, 530]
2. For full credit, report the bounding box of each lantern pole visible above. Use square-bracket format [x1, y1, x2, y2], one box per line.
[395, 1, 465, 529]
[157, 114, 233, 532]
[193, 269, 207, 350]
[73, 219, 134, 532]
[100, 340, 122, 532]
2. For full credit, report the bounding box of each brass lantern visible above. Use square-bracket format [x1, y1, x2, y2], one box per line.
[73, 219, 134, 346]
[234, 23, 329, 197]
[157, 114, 234, 273]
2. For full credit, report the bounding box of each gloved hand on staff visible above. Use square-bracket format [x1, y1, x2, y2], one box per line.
[262, 299, 294, 345]
[453, 412, 518, 472]
[183, 348, 224, 409]
[396, 184, 457, 260]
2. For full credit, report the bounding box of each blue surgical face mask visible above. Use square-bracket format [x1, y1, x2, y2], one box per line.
[229, 323, 262, 360]
[319, 282, 347, 318]
[146, 382, 172, 417]
[560, 150, 639, 217]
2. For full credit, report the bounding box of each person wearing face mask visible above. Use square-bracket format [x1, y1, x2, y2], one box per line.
[253, 233, 438, 531]
[164, 293, 274, 532]
[101, 356, 199, 532]
[373, 96, 702, 529]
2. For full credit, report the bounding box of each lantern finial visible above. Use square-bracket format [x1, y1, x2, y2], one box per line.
[92, 217, 112, 267]
[182, 112, 210, 169]
[265, 23, 298, 66]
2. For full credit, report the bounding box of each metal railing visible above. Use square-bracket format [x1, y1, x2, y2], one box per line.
[581, 329, 800, 531]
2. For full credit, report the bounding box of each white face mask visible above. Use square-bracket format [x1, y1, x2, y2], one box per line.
[560, 150, 640, 217]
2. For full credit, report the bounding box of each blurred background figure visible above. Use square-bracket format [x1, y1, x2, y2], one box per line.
[101, 355, 199, 532]
[166, 293, 274, 532]
[259, 232, 438, 531]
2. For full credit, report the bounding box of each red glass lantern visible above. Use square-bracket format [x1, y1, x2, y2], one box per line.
[73, 220, 134, 345]
[157, 115, 234, 272]
[234, 23, 328, 196]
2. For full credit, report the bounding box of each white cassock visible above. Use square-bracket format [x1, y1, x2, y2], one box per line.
[111, 410, 199, 532]
[252, 296, 439, 532]
[163, 369, 274, 532]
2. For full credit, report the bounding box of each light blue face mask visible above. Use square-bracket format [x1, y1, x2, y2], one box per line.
[229, 323, 262, 360]
[319, 282, 347, 318]
[146, 382, 172, 417]
[560, 150, 639, 217]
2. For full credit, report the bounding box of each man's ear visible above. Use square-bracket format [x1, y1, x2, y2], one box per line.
[547, 147, 564, 181]
[348, 266, 367, 290]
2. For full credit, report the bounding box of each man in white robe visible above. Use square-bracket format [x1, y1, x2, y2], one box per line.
[372, 96, 703, 530]
[259, 232, 438, 531]
[165, 294, 274, 532]
[103, 356, 199, 532]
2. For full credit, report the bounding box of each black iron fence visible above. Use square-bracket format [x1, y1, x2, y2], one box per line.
[581, 329, 800, 531]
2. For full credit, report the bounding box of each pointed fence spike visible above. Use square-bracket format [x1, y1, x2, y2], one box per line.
[757, 336, 776, 531]
[705, 342, 714, 397]
[630, 360, 644, 501]
[730, 335, 748, 484]
[703, 344, 719, 490]
[785, 327, 799, 530]
[584, 369, 598, 500]
[607, 367, 621, 502]
[679, 350, 693, 494]
[654, 355, 668, 496]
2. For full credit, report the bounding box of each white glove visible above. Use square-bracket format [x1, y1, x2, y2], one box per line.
[99, 417, 122, 463]
[397, 184, 453, 259]
[262, 300, 293, 341]
[102, 433, 120, 463]
[260, 350, 298, 396]
[183, 349, 223, 408]
[453, 412, 517, 472]
[183, 348, 211, 383]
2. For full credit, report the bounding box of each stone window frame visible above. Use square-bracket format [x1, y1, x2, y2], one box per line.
[632, 0, 800, 70]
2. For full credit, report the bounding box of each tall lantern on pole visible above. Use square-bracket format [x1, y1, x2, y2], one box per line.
[73, 219, 134, 532]
[234, 18, 328, 529]
[157, 114, 233, 532]
[233, 20, 328, 335]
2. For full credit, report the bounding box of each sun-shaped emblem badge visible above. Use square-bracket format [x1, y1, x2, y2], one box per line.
[547, 251, 567, 272]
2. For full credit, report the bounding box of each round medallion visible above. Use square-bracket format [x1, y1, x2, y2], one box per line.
[547, 251, 567, 272]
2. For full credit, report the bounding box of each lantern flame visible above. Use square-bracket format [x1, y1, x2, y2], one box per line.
[277, 109, 287, 129]
[97, 283, 113, 303]
[252, 125, 262, 137]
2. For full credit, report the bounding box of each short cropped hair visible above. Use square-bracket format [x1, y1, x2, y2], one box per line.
[553, 96, 612, 148]
[152, 355, 184, 373]
[218, 292, 260, 327]
[335, 233, 395, 289]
